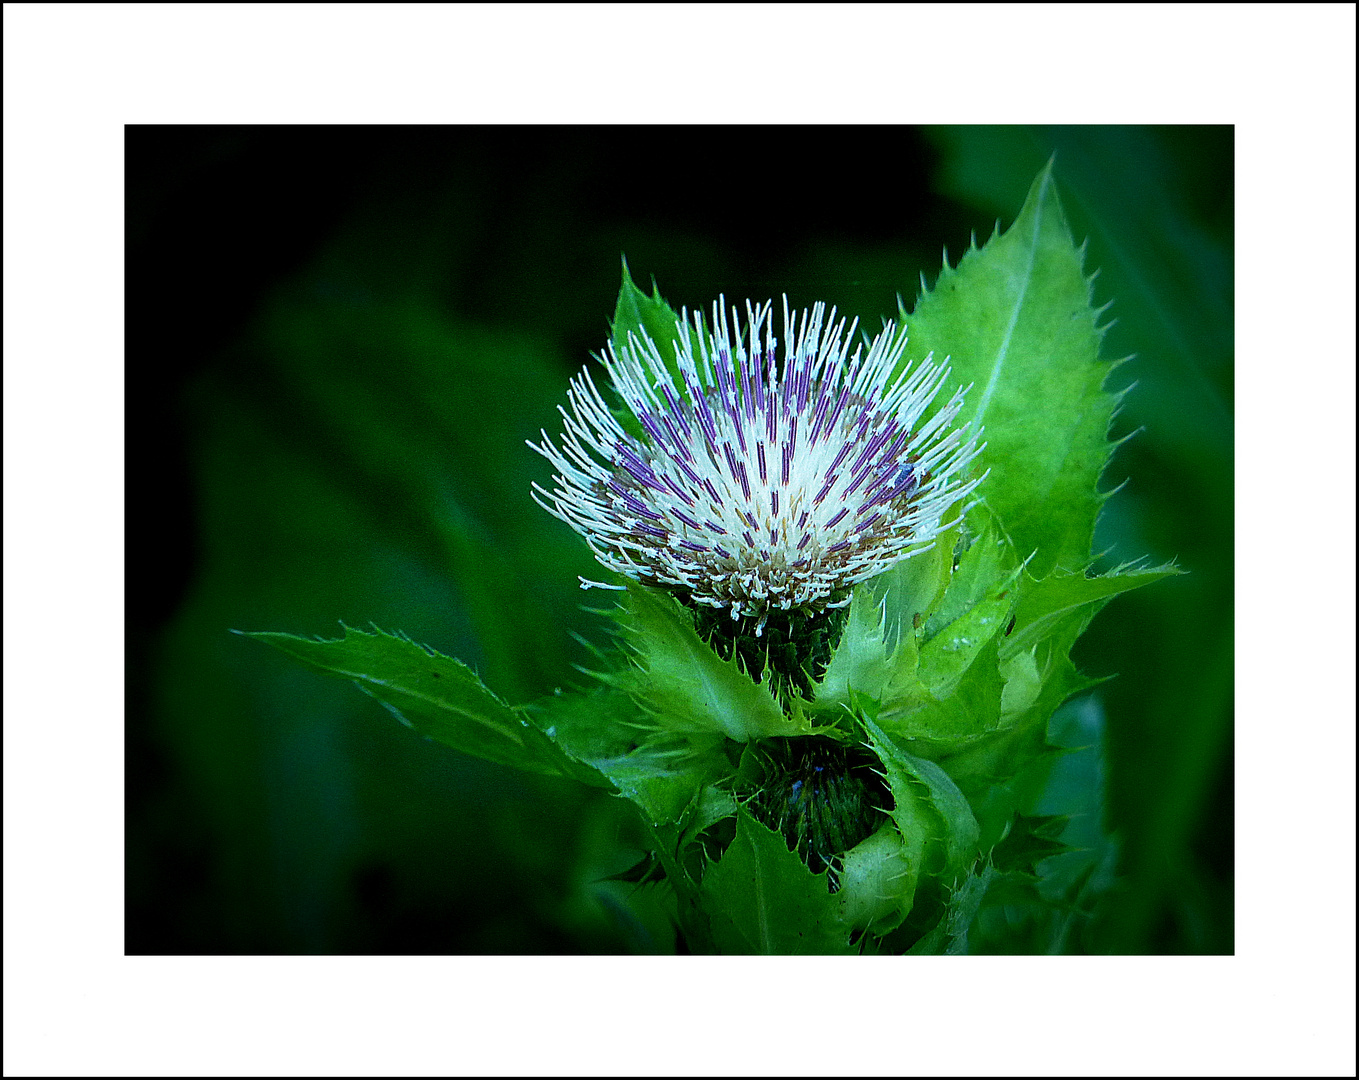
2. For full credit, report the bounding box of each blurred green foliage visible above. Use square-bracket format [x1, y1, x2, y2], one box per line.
[128, 125, 1231, 953]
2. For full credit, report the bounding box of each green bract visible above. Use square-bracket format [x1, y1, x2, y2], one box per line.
[244, 162, 1176, 953]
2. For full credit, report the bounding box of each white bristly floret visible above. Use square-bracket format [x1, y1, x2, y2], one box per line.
[530, 296, 985, 635]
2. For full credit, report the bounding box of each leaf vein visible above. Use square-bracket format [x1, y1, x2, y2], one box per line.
[969, 168, 1050, 436]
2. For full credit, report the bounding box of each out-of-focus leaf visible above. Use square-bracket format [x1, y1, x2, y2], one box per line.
[699, 808, 852, 955]
[901, 160, 1119, 577]
[990, 814, 1072, 877]
[906, 863, 995, 955]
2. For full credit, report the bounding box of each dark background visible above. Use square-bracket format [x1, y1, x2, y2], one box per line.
[126, 125, 1233, 953]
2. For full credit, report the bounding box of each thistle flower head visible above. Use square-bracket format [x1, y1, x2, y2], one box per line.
[531, 297, 983, 634]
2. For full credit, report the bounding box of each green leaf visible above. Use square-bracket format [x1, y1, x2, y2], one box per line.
[836, 821, 915, 934]
[922, 522, 1011, 639]
[1002, 564, 1179, 659]
[902, 160, 1119, 577]
[917, 589, 1012, 701]
[589, 746, 724, 826]
[699, 808, 853, 954]
[241, 626, 602, 786]
[611, 256, 690, 389]
[990, 814, 1073, 877]
[999, 646, 1042, 718]
[906, 863, 995, 955]
[814, 581, 901, 708]
[679, 785, 739, 849]
[814, 537, 956, 711]
[873, 559, 1017, 753]
[874, 530, 957, 643]
[529, 687, 731, 826]
[884, 633, 1005, 754]
[612, 583, 807, 742]
[863, 719, 980, 880]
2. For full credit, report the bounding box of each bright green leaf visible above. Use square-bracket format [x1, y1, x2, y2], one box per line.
[815, 582, 898, 708]
[902, 160, 1119, 577]
[611, 256, 690, 390]
[1003, 564, 1179, 659]
[529, 686, 730, 825]
[613, 583, 807, 742]
[999, 646, 1042, 718]
[864, 720, 980, 879]
[837, 821, 915, 934]
[923, 524, 1013, 639]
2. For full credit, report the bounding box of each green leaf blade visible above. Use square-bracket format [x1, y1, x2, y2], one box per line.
[699, 808, 853, 955]
[614, 583, 805, 742]
[904, 160, 1118, 576]
[242, 626, 600, 784]
[611, 256, 689, 389]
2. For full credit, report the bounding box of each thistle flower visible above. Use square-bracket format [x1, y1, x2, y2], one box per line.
[531, 297, 983, 635]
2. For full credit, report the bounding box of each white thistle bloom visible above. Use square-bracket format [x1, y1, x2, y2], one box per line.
[531, 297, 984, 635]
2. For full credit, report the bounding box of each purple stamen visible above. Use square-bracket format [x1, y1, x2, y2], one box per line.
[740, 356, 755, 424]
[660, 382, 691, 441]
[638, 409, 665, 444]
[615, 486, 662, 520]
[826, 507, 849, 529]
[828, 439, 854, 477]
[825, 385, 851, 434]
[736, 459, 751, 501]
[851, 421, 897, 476]
[659, 414, 686, 458]
[618, 447, 659, 487]
[659, 472, 694, 505]
[807, 379, 832, 444]
[674, 456, 702, 487]
[723, 443, 741, 486]
[693, 387, 718, 444]
[843, 467, 872, 497]
[715, 353, 733, 398]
